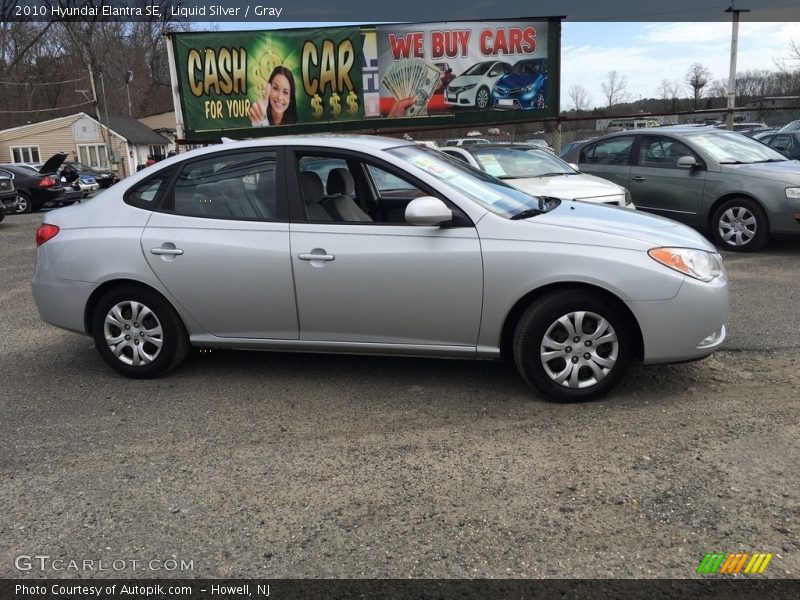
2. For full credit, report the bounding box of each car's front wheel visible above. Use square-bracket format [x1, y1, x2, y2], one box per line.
[710, 197, 768, 252]
[476, 87, 490, 110]
[91, 285, 189, 378]
[513, 289, 632, 402]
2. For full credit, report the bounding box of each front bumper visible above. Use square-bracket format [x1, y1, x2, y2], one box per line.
[628, 271, 729, 364]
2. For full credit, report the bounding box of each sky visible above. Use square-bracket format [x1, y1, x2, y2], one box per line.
[215, 20, 800, 110]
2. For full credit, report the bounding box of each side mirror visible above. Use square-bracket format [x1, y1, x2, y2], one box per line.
[568, 163, 580, 171]
[676, 156, 698, 169]
[488, 70, 498, 77]
[405, 196, 452, 226]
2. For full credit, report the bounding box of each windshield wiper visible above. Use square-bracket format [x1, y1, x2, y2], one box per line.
[753, 158, 787, 163]
[510, 207, 543, 220]
[719, 160, 747, 164]
[537, 172, 567, 177]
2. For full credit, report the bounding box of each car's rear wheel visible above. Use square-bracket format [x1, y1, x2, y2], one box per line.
[711, 197, 768, 252]
[92, 285, 189, 378]
[15, 192, 31, 214]
[476, 87, 490, 110]
[513, 289, 632, 402]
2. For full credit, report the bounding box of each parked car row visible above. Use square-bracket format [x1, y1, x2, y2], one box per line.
[0, 153, 115, 215]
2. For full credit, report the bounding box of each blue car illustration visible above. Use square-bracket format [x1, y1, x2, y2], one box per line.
[490, 58, 547, 110]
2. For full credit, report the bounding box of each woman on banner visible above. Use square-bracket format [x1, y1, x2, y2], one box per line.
[249, 65, 298, 127]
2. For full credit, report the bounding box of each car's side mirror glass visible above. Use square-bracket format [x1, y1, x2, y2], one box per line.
[676, 156, 698, 169]
[405, 196, 452, 226]
[569, 163, 580, 171]
[488, 71, 498, 77]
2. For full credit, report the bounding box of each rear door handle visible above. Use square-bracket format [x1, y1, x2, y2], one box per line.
[631, 176, 646, 182]
[150, 247, 184, 256]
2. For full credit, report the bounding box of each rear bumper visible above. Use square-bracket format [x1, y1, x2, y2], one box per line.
[32, 248, 93, 335]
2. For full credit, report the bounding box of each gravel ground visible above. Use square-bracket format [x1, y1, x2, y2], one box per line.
[0, 212, 798, 579]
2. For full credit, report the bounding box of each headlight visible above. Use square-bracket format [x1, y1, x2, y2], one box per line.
[648, 247, 723, 282]
[786, 187, 800, 198]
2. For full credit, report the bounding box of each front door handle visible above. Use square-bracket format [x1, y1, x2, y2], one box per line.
[299, 252, 335, 261]
[631, 176, 646, 182]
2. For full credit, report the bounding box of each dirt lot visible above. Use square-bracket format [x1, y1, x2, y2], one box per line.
[0, 211, 798, 579]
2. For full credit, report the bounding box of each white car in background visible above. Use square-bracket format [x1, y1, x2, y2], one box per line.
[440, 144, 635, 209]
[444, 60, 512, 110]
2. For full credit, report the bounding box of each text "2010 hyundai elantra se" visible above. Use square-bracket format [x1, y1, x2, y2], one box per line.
[32, 136, 728, 402]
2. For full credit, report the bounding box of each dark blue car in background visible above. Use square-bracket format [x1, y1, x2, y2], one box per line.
[491, 58, 547, 110]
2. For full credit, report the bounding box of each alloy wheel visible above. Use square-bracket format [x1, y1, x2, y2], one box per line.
[103, 300, 164, 366]
[539, 310, 619, 389]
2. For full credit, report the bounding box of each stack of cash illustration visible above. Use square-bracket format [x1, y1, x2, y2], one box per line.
[382, 59, 442, 116]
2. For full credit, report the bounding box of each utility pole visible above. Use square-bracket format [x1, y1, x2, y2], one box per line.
[125, 70, 134, 117]
[725, 4, 750, 130]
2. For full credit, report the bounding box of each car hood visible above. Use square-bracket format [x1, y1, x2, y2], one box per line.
[719, 160, 800, 183]
[530, 200, 716, 250]
[495, 73, 539, 89]
[39, 152, 67, 174]
[449, 74, 486, 87]
[505, 173, 625, 200]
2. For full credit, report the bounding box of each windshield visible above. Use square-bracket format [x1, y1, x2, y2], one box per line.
[469, 147, 575, 178]
[686, 132, 787, 163]
[462, 62, 492, 76]
[511, 60, 541, 75]
[387, 145, 558, 219]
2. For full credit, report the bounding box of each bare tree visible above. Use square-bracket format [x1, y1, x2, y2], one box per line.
[568, 84, 592, 111]
[601, 70, 628, 107]
[686, 63, 711, 108]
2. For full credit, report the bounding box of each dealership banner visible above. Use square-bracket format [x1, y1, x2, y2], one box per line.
[168, 19, 560, 141]
[172, 27, 364, 134]
[376, 21, 550, 117]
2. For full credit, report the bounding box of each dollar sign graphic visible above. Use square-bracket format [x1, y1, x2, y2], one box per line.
[329, 92, 341, 116]
[346, 91, 358, 114]
[311, 94, 323, 118]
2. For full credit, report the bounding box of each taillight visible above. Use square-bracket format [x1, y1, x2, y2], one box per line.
[39, 176, 57, 188]
[35, 224, 60, 246]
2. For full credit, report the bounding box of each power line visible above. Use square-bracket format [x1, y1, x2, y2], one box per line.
[0, 100, 94, 114]
[0, 76, 87, 86]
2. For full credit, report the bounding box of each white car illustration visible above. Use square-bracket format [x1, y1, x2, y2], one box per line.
[444, 60, 512, 110]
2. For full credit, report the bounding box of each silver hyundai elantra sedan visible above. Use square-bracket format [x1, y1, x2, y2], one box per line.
[32, 136, 728, 402]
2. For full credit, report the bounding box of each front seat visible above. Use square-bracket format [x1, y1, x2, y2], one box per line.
[300, 171, 332, 221]
[325, 168, 372, 222]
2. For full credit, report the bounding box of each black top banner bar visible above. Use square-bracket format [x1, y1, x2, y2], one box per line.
[5, 0, 800, 22]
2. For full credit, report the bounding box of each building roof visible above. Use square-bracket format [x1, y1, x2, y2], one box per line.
[100, 115, 169, 145]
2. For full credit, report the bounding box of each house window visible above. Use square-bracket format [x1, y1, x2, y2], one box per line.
[77, 144, 109, 168]
[11, 146, 40, 163]
[149, 145, 167, 160]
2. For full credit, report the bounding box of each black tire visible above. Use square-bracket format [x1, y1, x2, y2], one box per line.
[15, 192, 31, 214]
[0, 211, 4, 224]
[476, 87, 490, 110]
[710, 197, 768, 252]
[91, 284, 189, 378]
[513, 289, 632, 403]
